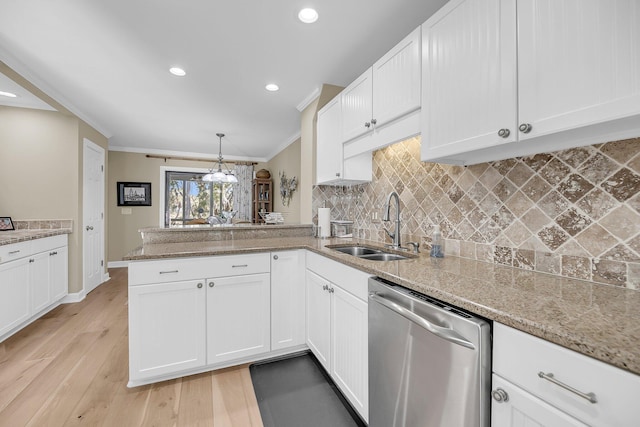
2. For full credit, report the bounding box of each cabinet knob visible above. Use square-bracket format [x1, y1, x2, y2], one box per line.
[322, 285, 328, 291]
[519, 123, 533, 133]
[371, 118, 377, 126]
[197, 283, 203, 289]
[492, 388, 509, 403]
[85, 225, 94, 231]
[29, 258, 35, 263]
[335, 172, 340, 177]
[209, 282, 214, 287]
[364, 121, 371, 128]
[328, 287, 335, 293]
[497, 128, 511, 138]
[273, 255, 278, 260]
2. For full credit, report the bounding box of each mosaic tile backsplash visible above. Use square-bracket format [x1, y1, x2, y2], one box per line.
[313, 137, 640, 289]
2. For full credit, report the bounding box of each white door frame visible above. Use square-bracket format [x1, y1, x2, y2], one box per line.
[83, 138, 106, 295]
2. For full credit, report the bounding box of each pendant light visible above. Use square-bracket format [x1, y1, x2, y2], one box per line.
[202, 133, 238, 183]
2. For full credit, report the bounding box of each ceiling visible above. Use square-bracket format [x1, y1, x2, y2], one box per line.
[0, 0, 448, 161]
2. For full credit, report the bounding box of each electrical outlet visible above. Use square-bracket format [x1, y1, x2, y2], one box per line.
[371, 211, 380, 223]
[121, 207, 132, 215]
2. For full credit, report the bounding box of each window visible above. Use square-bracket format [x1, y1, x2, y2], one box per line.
[165, 171, 234, 227]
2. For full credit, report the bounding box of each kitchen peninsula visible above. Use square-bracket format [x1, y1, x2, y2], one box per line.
[125, 225, 640, 376]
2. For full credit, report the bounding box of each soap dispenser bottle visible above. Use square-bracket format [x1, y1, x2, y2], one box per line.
[430, 225, 444, 258]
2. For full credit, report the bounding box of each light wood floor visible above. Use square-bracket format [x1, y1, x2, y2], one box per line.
[0, 268, 264, 427]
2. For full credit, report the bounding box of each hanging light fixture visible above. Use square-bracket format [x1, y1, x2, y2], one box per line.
[202, 133, 238, 183]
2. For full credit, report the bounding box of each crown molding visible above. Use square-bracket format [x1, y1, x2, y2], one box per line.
[296, 87, 321, 112]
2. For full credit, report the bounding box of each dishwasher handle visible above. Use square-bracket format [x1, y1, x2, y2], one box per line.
[369, 292, 476, 350]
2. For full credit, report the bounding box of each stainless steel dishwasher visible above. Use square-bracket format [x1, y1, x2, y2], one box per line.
[368, 277, 491, 427]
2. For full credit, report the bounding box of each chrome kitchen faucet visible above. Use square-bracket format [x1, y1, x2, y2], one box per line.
[382, 191, 403, 250]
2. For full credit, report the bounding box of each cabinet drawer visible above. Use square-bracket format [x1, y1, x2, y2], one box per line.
[493, 323, 640, 427]
[31, 235, 67, 253]
[306, 251, 371, 301]
[129, 257, 216, 285]
[208, 253, 270, 278]
[0, 241, 32, 264]
[129, 253, 271, 286]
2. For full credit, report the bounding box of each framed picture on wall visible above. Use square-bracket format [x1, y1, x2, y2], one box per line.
[117, 182, 152, 206]
[0, 217, 15, 231]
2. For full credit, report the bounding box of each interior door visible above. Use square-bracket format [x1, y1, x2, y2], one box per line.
[83, 139, 105, 295]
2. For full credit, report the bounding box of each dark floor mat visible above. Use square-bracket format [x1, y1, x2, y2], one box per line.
[250, 353, 366, 427]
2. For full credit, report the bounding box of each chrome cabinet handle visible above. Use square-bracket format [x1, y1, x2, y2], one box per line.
[197, 283, 203, 289]
[322, 285, 328, 291]
[232, 264, 248, 268]
[371, 118, 377, 126]
[364, 121, 371, 128]
[538, 372, 597, 404]
[49, 251, 58, 256]
[159, 270, 179, 274]
[29, 258, 35, 263]
[85, 225, 94, 231]
[519, 123, 532, 133]
[492, 388, 509, 403]
[328, 287, 334, 293]
[335, 172, 340, 177]
[369, 292, 475, 349]
[9, 250, 20, 255]
[273, 255, 278, 260]
[497, 128, 511, 138]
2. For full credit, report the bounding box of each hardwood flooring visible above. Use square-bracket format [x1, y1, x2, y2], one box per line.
[0, 268, 264, 427]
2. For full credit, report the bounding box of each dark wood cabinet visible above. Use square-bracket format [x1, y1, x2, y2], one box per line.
[252, 179, 272, 223]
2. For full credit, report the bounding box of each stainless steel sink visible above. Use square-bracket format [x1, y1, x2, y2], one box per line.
[359, 253, 409, 261]
[332, 246, 381, 256]
[329, 245, 412, 261]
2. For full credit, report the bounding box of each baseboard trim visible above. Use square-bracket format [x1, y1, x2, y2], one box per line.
[108, 261, 129, 268]
[62, 291, 86, 304]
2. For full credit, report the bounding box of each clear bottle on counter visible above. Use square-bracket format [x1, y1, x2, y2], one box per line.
[430, 225, 444, 258]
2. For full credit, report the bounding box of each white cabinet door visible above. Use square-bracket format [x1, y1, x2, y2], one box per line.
[271, 250, 305, 351]
[341, 68, 374, 142]
[49, 246, 68, 302]
[206, 273, 271, 365]
[128, 280, 206, 381]
[492, 374, 587, 427]
[305, 270, 332, 372]
[29, 251, 51, 314]
[316, 96, 343, 184]
[421, 0, 517, 162]
[0, 258, 30, 337]
[331, 284, 369, 422]
[372, 26, 421, 127]
[517, 0, 640, 140]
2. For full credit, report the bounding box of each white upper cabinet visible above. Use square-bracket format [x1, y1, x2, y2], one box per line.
[372, 26, 422, 128]
[517, 0, 640, 139]
[341, 27, 422, 148]
[421, 0, 640, 165]
[316, 96, 344, 184]
[421, 0, 517, 161]
[341, 69, 374, 143]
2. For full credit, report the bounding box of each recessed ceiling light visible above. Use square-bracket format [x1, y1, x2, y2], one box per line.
[0, 91, 17, 98]
[169, 67, 186, 77]
[265, 83, 279, 92]
[298, 8, 318, 24]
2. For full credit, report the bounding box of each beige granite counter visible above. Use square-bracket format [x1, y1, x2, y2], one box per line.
[125, 236, 640, 376]
[0, 228, 72, 246]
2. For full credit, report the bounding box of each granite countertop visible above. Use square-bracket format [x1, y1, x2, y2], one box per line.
[0, 228, 72, 246]
[124, 236, 640, 376]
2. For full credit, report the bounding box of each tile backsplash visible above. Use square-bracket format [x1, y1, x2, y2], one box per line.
[313, 137, 640, 289]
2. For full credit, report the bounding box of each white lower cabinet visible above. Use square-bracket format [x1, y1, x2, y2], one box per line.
[306, 270, 332, 370]
[128, 279, 207, 380]
[128, 252, 306, 387]
[305, 252, 370, 422]
[492, 323, 640, 427]
[0, 235, 68, 342]
[0, 257, 31, 337]
[206, 273, 270, 365]
[270, 250, 305, 351]
[492, 374, 587, 427]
